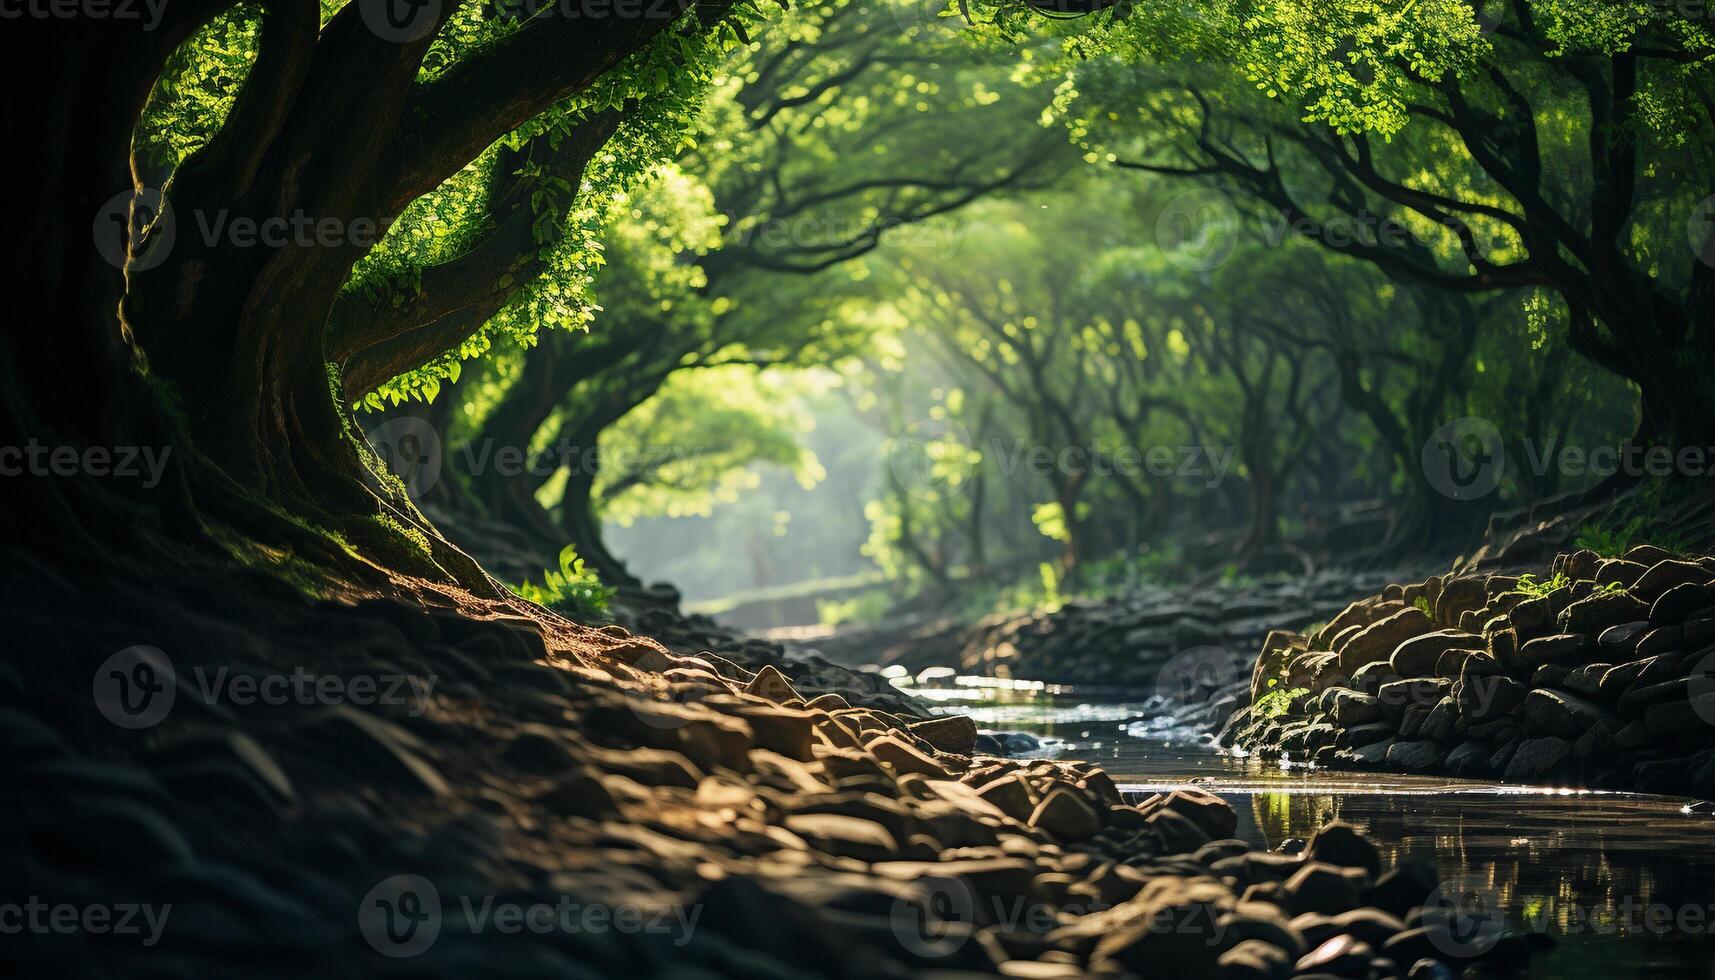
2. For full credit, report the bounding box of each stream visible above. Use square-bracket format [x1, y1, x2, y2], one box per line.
[892, 670, 1715, 979]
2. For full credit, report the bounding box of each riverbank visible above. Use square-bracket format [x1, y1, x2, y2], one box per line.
[888, 673, 1715, 979]
[1, 557, 1522, 976]
[1223, 547, 1715, 800]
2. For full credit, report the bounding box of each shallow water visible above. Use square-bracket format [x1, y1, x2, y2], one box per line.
[896, 673, 1715, 979]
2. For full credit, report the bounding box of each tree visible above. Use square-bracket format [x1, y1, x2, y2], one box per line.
[8, 0, 752, 596]
[1022, 0, 1715, 454]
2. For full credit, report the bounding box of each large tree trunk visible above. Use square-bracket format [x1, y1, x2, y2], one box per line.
[6, 10, 712, 601]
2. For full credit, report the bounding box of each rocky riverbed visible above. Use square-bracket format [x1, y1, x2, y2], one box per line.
[952, 569, 1416, 689]
[1, 552, 1540, 977]
[1222, 547, 1715, 800]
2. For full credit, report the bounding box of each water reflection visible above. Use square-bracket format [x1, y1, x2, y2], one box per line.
[896, 675, 1715, 980]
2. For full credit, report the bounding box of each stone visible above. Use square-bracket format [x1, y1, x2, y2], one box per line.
[1436, 577, 1489, 628]
[1217, 939, 1293, 980]
[725, 702, 819, 761]
[1594, 558, 1649, 589]
[502, 725, 579, 772]
[1560, 591, 1650, 635]
[1598, 621, 1650, 655]
[1390, 629, 1483, 678]
[866, 734, 952, 778]
[782, 813, 899, 861]
[1325, 688, 1384, 726]
[1455, 675, 1524, 724]
[746, 664, 803, 703]
[1418, 697, 1457, 741]
[1518, 633, 1593, 669]
[1028, 785, 1104, 841]
[1085, 878, 1235, 974]
[1653, 583, 1715, 626]
[1507, 597, 1556, 642]
[1296, 934, 1373, 976]
[1503, 736, 1572, 782]
[975, 772, 1036, 822]
[1644, 695, 1715, 738]
[1632, 560, 1713, 602]
[1385, 740, 1445, 772]
[293, 706, 448, 796]
[1522, 689, 1611, 737]
[908, 714, 978, 754]
[1339, 608, 1433, 674]
[1280, 862, 1362, 916]
[1378, 678, 1451, 724]
[1156, 788, 1239, 840]
[1445, 739, 1491, 776]
[1307, 821, 1379, 877]
[535, 766, 620, 819]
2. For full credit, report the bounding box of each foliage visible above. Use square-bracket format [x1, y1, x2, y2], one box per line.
[1254, 686, 1309, 720]
[515, 545, 615, 621]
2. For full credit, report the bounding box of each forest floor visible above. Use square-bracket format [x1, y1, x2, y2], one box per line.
[2, 548, 1539, 977]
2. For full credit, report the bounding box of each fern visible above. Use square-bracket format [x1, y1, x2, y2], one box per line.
[516, 544, 615, 621]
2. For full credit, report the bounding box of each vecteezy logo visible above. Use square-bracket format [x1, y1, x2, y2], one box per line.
[884, 417, 973, 501]
[1422, 416, 1505, 500]
[1423, 874, 1507, 959]
[93, 188, 175, 272]
[1689, 195, 1715, 270]
[93, 646, 176, 729]
[889, 875, 976, 959]
[1156, 189, 1239, 272]
[365, 416, 442, 499]
[359, 0, 440, 42]
[1155, 645, 1243, 702]
[359, 875, 441, 957]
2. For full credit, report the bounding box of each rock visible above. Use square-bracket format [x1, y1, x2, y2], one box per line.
[1522, 689, 1612, 738]
[745, 664, 802, 702]
[1445, 739, 1491, 776]
[1378, 678, 1451, 724]
[1324, 688, 1384, 726]
[1507, 597, 1556, 642]
[535, 766, 620, 819]
[1517, 633, 1592, 669]
[1307, 821, 1379, 877]
[1390, 629, 1483, 678]
[1280, 862, 1363, 916]
[724, 701, 819, 761]
[1560, 591, 1650, 635]
[502, 725, 579, 772]
[866, 734, 953, 778]
[1455, 675, 1525, 724]
[908, 714, 978, 754]
[1632, 560, 1713, 602]
[1594, 558, 1649, 589]
[1086, 878, 1235, 974]
[975, 772, 1036, 822]
[1503, 736, 1572, 781]
[1385, 740, 1445, 773]
[1418, 697, 1457, 741]
[1644, 695, 1715, 738]
[1436, 577, 1489, 628]
[1296, 934, 1373, 976]
[292, 706, 449, 796]
[1028, 785, 1103, 840]
[1598, 621, 1650, 655]
[1218, 939, 1293, 980]
[782, 813, 899, 861]
[1156, 788, 1239, 840]
[1339, 608, 1433, 674]
[28, 797, 194, 872]
[1653, 583, 1715, 626]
